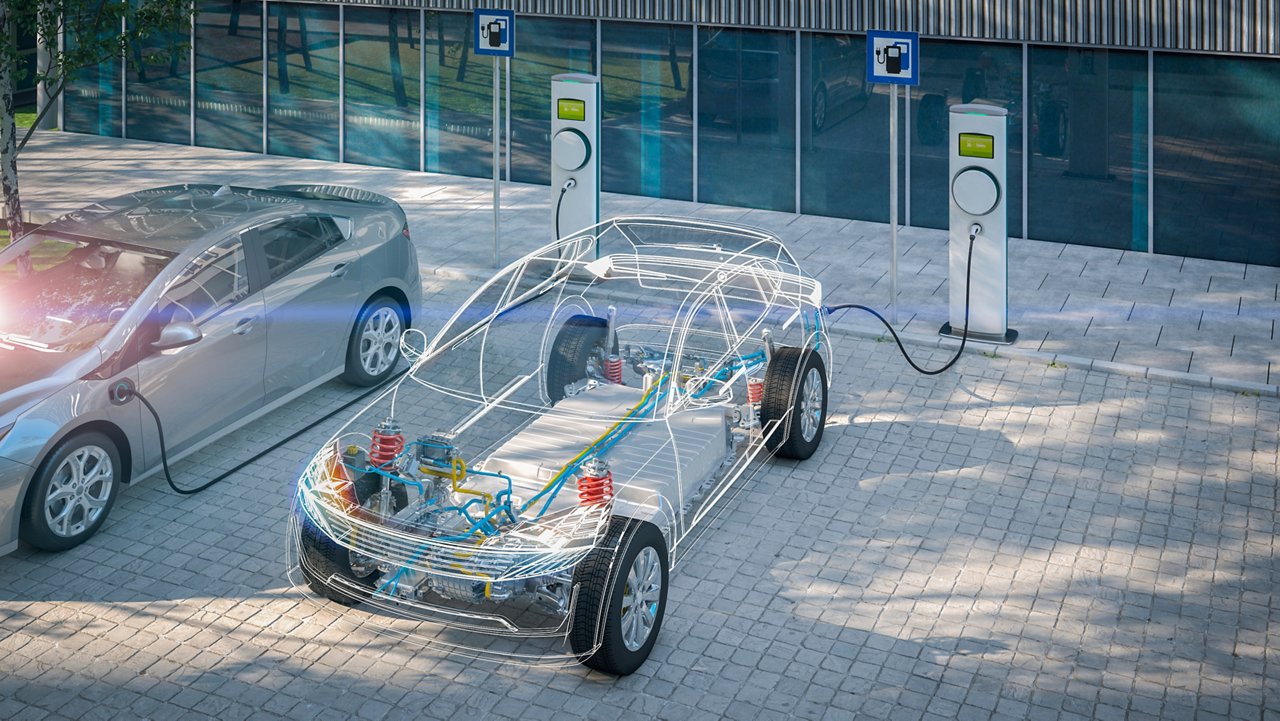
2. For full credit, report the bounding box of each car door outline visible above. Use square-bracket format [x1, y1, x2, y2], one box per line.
[245, 214, 364, 402]
[132, 233, 269, 467]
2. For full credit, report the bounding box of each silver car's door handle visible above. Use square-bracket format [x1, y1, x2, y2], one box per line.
[233, 317, 256, 335]
[329, 263, 348, 278]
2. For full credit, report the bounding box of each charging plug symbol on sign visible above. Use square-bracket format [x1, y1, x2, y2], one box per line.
[867, 31, 919, 86]
[474, 9, 515, 57]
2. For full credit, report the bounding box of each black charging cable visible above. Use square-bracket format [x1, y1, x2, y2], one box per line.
[554, 178, 576, 240]
[823, 231, 977, 376]
[112, 368, 410, 495]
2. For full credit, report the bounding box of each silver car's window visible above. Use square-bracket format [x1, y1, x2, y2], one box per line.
[258, 216, 343, 283]
[159, 240, 250, 324]
[0, 232, 174, 352]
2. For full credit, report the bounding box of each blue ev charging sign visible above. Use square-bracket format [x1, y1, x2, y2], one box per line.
[866, 30, 919, 86]
[474, 9, 515, 57]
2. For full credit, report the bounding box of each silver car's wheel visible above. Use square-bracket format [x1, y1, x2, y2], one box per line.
[44, 446, 114, 538]
[343, 296, 405, 387]
[21, 431, 122, 552]
[621, 546, 663, 652]
[360, 306, 401, 377]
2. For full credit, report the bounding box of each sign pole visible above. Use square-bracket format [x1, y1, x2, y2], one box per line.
[889, 82, 898, 325]
[493, 55, 500, 267]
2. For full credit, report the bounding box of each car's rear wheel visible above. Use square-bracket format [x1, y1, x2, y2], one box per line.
[20, 432, 121, 552]
[760, 346, 828, 460]
[342, 295, 404, 386]
[570, 518, 668, 675]
[546, 314, 611, 403]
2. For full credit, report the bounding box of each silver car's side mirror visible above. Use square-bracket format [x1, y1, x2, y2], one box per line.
[151, 321, 203, 352]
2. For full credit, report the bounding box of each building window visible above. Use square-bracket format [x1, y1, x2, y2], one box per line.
[195, 0, 263, 153]
[697, 27, 796, 212]
[344, 7, 420, 170]
[1153, 54, 1280, 267]
[509, 17, 595, 185]
[267, 2, 339, 161]
[600, 22, 693, 201]
[800, 32, 881, 221]
[1027, 47, 1149, 251]
[909, 40, 1023, 234]
[421, 11, 492, 179]
[64, 17, 122, 137]
[126, 2, 191, 145]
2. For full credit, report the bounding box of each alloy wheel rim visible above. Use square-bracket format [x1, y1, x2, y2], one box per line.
[359, 307, 401, 376]
[799, 366, 823, 442]
[44, 446, 113, 538]
[620, 546, 662, 652]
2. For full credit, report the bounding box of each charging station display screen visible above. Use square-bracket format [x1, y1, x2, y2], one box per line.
[557, 99, 586, 122]
[958, 133, 995, 159]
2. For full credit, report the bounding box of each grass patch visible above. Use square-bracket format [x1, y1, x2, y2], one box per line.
[15, 105, 38, 128]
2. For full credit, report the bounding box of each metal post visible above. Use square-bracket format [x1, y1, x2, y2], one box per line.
[504, 55, 510, 181]
[493, 55, 500, 266]
[889, 82, 898, 325]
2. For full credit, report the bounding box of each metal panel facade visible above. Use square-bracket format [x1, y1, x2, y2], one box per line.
[320, 0, 1279, 55]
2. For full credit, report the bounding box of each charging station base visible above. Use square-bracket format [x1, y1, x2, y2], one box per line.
[939, 323, 1019, 346]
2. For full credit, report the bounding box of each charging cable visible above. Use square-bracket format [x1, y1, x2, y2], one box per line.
[554, 178, 577, 240]
[823, 227, 978, 376]
[109, 368, 410, 496]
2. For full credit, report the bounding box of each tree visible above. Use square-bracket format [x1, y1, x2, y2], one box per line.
[0, 0, 193, 269]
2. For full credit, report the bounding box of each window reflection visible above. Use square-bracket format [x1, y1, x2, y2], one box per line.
[601, 22, 693, 200]
[697, 27, 796, 211]
[195, 0, 263, 153]
[800, 33, 880, 220]
[422, 11, 494, 179]
[267, 2, 339, 160]
[344, 7, 420, 170]
[64, 16, 122, 137]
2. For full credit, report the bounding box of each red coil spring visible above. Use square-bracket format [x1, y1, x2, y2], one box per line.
[603, 355, 624, 384]
[747, 377, 764, 404]
[369, 425, 405, 469]
[577, 471, 614, 507]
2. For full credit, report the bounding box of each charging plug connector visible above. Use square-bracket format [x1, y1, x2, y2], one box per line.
[968, 223, 982, 241]
[561, 178, 577, 192]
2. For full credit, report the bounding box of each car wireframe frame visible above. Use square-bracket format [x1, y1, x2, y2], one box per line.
[0, 184, 421, 556]
[291, 217, 831, 674]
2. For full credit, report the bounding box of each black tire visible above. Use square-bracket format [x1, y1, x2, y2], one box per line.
[760, 346, 828, 460]
[341, 295, 405, 387]
[546, 314, 610, 403]
[812, 84, 829, 132]
[298, 473, 405, 605]
[570, 518, 668, 676]
[1038, 100, 1068, 157]
[917, 93, 947, 146]
[20, 432, 122, 552]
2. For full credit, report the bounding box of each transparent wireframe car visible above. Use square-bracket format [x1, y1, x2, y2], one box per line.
[289, 217, 832, 674]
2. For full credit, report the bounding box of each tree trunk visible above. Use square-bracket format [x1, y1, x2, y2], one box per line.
[0, 1, 32, 276]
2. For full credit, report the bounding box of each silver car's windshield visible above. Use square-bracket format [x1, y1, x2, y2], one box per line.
[0, 232, 176, 352]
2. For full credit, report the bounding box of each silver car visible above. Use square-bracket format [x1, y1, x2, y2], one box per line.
[0, 184, 422, 555]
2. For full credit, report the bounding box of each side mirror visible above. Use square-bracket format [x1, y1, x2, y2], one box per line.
[151, 321, 202, 352]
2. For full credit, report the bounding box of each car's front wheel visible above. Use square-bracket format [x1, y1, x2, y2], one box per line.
[342, 295, 404, 386]
[570, 518, 668, 675]
[20, 431, 122, 552]
[760, 346, 828, 460]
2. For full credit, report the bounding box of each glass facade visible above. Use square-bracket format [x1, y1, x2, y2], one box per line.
[697, 27, 796, 212]
[344, 7, 420, 170]
[910, 40, 1023, 234]
[195, 0, 263, 153]
[59, 6, 1280, 267]
[509, 17, 595, 185]
[800, 33, 883, 221]
[1153, 54, 1280, 266]
[267, 3, 339, 161]
[600, 23, 693, 200]
[64, 19, 122, 137]
[126, 1, 191, 144]
[1028, 48, 1148, 250]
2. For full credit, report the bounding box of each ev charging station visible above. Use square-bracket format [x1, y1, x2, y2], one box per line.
[940, 103, 1018, 345]
[551, 74, 601, 240]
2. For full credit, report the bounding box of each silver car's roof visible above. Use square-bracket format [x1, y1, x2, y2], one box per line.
[38, 184, 366, 253]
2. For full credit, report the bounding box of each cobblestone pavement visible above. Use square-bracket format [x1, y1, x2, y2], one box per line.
[2, 275, 1277, 720]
